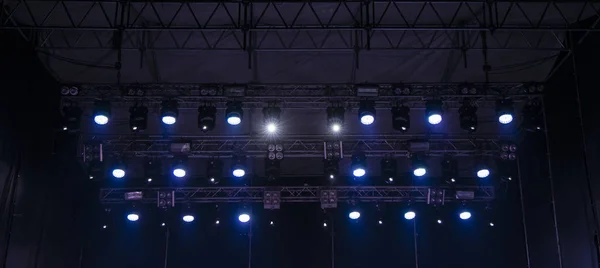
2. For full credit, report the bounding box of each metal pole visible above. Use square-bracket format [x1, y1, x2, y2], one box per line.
[163, 227, 170, 268]
[248, 221, 252, 268]
[330, 216, 335, 268]
[516, 158, 532, 268]
[413, 218, 419, 268]
[541, 99, 564, 268]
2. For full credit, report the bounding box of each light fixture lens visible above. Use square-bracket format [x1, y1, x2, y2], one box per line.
[349, 211, 361, 220]
[353, 168, 366, 177]
[437, 219, 443, 224]
[404, 211, 416, 220]
[162, 115, 177, 125]
[331, 124, 341, 132]
[127, 213, 139, 222]
[459, 211, 472, 220]
[360, 114, 375, 125]
[498, 114, 513, 124]
[266, 123, 277, 133]
[413, 167, 427, 177]
[182, 215, 195, 222]
[428, 114, 442, 125]
[173, 168, 186, 178]
[94, 115, 109, 125]
[112, 168, 125, 178]
[227, 116, 241, 126]
[477, 168, 490, 178]
[238, 213, 250, 223]
[233, 168, 245, 178]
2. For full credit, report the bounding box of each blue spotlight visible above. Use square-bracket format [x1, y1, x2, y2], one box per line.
[425, 100, 443, 125]
[238, 213, 250, 223]
[112, 168, 125, 179]
[477, 168, 490, 178]
[459, 211, 472, 220]
[93, 101, 111, 125]
[182, 215, 195, 223]
[404, 210, 416, 220]
[348, 211, 361, 220]
[173, 167, 186, 178]
[127, 213, 139, 222]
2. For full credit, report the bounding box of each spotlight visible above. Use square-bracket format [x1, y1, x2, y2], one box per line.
[437, 219, 443, 224]
[425, 100, 443, 125]
[381, 158, 397, 184]
[127, 213, 139, 222]
[226, 101, 243, 126]
[324, 159, 339, 180]
[459, 211, 472, 220]
[232, 155, 246, 178]
[496, 99, 514, 125]
[129, 106, 148, 131]
[358, 100, 376, 125]
[263, 106, 281, 134]
[93, 100, 111, 125]
[349, 211, 361, 220]
[327, 106, 345, 133]
[172, 160, 187, 178]
[351, 152, 367, 178]
[265, 159, 281, 181]
[476, 160, 490, 178]
[404, 210, 416, 220]
[441, 156, 459, 184]
[411, 156, 427, 177]
[238, 213, 251, 223]
[62, 106, 82, 131]
[391, 106, 410, 132]
[198, 106, 217, 132]
[522, 101, 543, 131]
[112, 167, 125, 179]
[182, 215, 195, 223]
[207, 159, 222, 184]
[160, 100, 179, 125]
[458, 101, 478, 132]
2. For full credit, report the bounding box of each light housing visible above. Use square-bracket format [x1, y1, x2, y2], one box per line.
[327, 106, 345, 133]
[93, 100, 111, 125]
[475, 159, 491, 178]
[129, 106, 148, 131]
[172, 160, 187, 178]
[207, 159, 223, 184]
[391, 106, 410, 132]
[348, 210, 361, 220]
[198, 105, 217, 132]
[404, 210, 416, 220]
[232, 155, 246, 178]
[358, 100, 376, 125]
[351, 152, 367, 178]
[226, 101, 244, 126]
[425, 100, 443, 125]
[265, 159, 281, 181]
[459, 210, 472, 220]
[61, 106, 82, 131]
[381, 158, 397, 184]
[263, 106, 282, 134]
[458, 101, 478, 132]
[411, 156, 427, 177]
[112, 161, 126, 179]
[496, 99, 514, 125]
[160, 100, 179, 125]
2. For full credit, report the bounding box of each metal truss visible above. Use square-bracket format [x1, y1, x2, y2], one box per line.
[99, 186, 495, 204]
[88, 134, 511, 158]
[62, 82, 541, 109]
[2, 0, 599, 52]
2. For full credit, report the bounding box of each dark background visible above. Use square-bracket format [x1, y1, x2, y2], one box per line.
[0, 28, 598, 268]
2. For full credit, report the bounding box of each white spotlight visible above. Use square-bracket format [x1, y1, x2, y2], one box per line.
[266, 123, 277, 133]
[331, 124, 341, 132]
[94, 115, 109, 125]
[182, 215, 195, 222]
[238, 213, 250, 223]
[173, 168, 186, 178]
[498, 114, 513, 124]
[348, 211, 360, 220]
[360, 114, 375, 125]
[413, 167, 426, 177]
[112, 168, 125, 179]
[404, 211, 416, 220]
[227, 116, 242, 126]
[459, 211, 472, 220]
[162, 115, 177, 125]
[233, 168, 245, 178]
[353, 168, 366, 177]
[427, 114, 442, 125]
[477, 168, 490, 178]
[127, 213, 139, 222]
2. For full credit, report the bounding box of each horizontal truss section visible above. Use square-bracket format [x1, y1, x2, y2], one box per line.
[99, 186, 495, 204]
[89, 134, 510, 158]
[2, 1, 598, 51]
[62, 83, 541, 109]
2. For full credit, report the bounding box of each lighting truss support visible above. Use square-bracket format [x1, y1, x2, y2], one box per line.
[1, 1, 598, 51]
[99, 186, 495, 204]
[62, 83, 541, 109]
[85, 134, 511, 158]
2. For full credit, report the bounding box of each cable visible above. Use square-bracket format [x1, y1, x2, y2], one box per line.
[413, 218, 419, 268]
[516, 158, 532, 268]
[1, 152, 21, 268]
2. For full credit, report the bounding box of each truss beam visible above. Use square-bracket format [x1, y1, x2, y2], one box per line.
[99, 186, 494, 204]
[3, 1, 598, 51]
[86, 134, 510, 158]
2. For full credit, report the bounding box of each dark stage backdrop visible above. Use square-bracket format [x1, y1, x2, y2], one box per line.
[0, 28, 598, 268]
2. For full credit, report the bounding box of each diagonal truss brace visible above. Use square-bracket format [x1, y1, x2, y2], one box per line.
[99, 186, 495, 204]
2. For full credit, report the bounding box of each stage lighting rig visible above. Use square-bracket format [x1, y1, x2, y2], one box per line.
[267, 141, 284, 161]
[111, 160, 126, 179]
[475, 159, 491, 178]
[324, 140, 343, 160]
[264, 191, 281, 209]
[441, 156, 459, 184]
[263, 105, 282, 134]
[411, 154, 427, 177]
[324, 159, 340, 180]
[458, 101, 478, 132]
[61, 105, 82, 131]
[172, 158, 187, 178]
[427, 188, 445, 206]
[129, 105, 148, 132]
[522, 100, 543, 132]
[207, 159, 223, 184]
[157, 190, 175, 209]
[161, 100, 179, 125]
[358, 100, 376, 125]
[93, 100, 111, 125]
[327, 105, 345, 133]
[380, 158, 397, 184]
[320, 190, 338, 209]
[425, 100, 444, 125]
[226, 101, 244, 126]
[265, 159, 281, 181]
[391, 105, 410, 132]
[198, 105, 217, 132]
[232, 155, 247, 178]
[351, 151, 367, 178]
[496, 99, 514, 125]
[83, 142, 103, 163]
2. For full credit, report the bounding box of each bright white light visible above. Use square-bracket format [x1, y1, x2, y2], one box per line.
[227, 116, 241, 125]
[147, 178, 152, 182]
[353, 168, 366, 177]
[162, 115, 176, 125]
[489, 222, 495, 227]
[210, 178, 215, 183]
[161, 223, 166, 226]
[459, 211, 472, 220]
[428, 114, 442, 125]
[63, 126, 68, 131]
[360, 114, 375, 125]
[498, 113, 513, 124]
[102, 225, 107, 229]
[331, 124, 341, 132]
[112, 168, 125, 178]
[437, 219, 443, 224]
[233, 168, 245, 178]
[173, 168, 186, 178]
[182, 215, 195, 222]
[266, 123, 277, 133]
[413, 167, 426, 177]
[378, 220, 383, 224]
[94, 115, 109, 125]
[238, 213, 250, 223]
[388, 177, 394, 182]
[270, 221, 274, 225]
[404, 211, 416, 220]
[477, 168, 490, 178]
[323, 222, 327, 227]
[349, 211, 360, 220]
[329, 174, 334, 179]
[127, 213, 139, 222]
[215, 220, 220, 225]
[132, 126, 138, 130]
